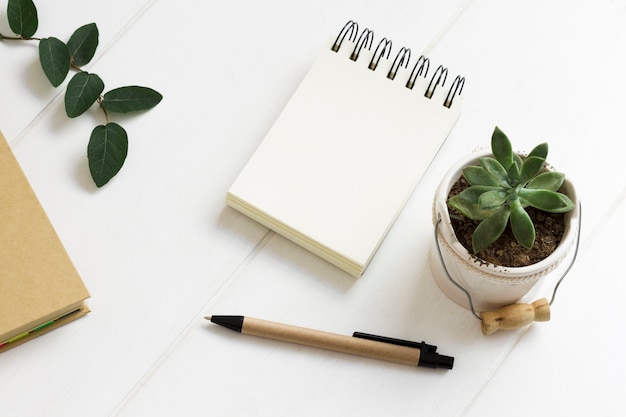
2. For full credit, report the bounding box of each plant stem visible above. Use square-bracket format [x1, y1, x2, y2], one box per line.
[97, 97, 110, 124]
[0, 35, 42, 41]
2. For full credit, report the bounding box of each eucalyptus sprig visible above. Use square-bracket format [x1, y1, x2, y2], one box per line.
[447, 126, 575, 254]
[2, 0, 162, 187]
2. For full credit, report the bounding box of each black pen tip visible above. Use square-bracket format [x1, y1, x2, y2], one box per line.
[207, 315, 245, 333]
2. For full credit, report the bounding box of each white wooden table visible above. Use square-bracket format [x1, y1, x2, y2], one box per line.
[1, 1, 624, 416]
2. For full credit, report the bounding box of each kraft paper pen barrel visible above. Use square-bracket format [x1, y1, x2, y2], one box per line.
[206, 315, 453, 369]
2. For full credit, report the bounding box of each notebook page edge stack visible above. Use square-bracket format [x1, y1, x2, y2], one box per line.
[0, 131, 90, 352]
[227, 21, 464, 277]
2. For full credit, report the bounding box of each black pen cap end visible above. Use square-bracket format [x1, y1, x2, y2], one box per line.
[419, 351, 454, 369]
[438, 354, 454, 370]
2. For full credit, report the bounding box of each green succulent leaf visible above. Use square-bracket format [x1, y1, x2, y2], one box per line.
[507, 159, 520, 182]
[518, 188, 575, 213]
[509, 198, 535, 249]
[463, 166, 501, 186]
[101, 86, 163, 113]
[7, 0, 38, 38]
[67, 23, 99, 66]
[65, 72, 105, 118]
[478, 190, 508, 209]
[526, 171, 565, 191]
[519, 155, 546, 185]
[479, 157, 510, 187]
[448, 186, 501, 221]
[472, 207, 510, 254]
[88, 123, 128, 187]
[38, 37, 70, 87]
[491, 126, 513, 170]
[528, 142, 549, 160]
[452, 185, 501, 204]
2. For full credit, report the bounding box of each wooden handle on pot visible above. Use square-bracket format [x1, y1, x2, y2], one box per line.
[480, 298, 551, 335]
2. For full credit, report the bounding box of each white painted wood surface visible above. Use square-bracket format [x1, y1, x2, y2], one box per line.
[1, 1, 624, 416]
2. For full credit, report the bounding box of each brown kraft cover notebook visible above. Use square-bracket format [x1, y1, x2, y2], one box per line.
[0, 131, 90, 352]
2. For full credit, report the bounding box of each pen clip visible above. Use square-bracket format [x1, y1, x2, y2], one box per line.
[352, 331, 454, 369]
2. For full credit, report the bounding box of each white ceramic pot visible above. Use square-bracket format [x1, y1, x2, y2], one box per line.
[429, 151, 580, 312]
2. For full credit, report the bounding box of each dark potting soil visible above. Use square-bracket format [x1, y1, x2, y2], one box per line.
[447, 176, 566, 267]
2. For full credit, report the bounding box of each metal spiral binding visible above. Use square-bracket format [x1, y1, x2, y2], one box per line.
[331, 20, 464, 108]
[387, 47, 411, 80]
[331, 20, 359, 52]
[406, 55, 430, 89]
[444, 75, 465, 108]
[425, 65, 448, 99]
[350, 28, 374, 61]
[368, 37, 392, 71]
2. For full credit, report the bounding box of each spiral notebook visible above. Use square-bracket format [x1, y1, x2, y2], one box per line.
[227, 21, 465, 277]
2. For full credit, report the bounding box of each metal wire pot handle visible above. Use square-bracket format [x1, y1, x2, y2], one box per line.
[433, 203, 582, 335]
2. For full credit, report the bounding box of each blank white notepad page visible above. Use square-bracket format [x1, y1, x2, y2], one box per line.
[228, 44, 462, 276]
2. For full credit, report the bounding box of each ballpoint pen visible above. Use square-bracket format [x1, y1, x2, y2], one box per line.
[205, 315, 453, 370]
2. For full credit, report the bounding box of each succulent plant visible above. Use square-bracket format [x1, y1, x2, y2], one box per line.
[447, 126, 575, 254]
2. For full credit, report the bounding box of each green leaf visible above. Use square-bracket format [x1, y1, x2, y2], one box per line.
[491, 126, 513, 170]
[518, 188, 575, 213]
[7, 0, 38, 38]
[507, 159, 520, 183]
[454, 185, 501, 204]
[463, 166, 501, 186]
[526, 171, 565, 191]
[67, 23, 99, 66]
[472, 207, 510, 254]
[448, 186, 501, 221]
[478, 190, 508, 209]
[101, 86, 163, 113]
[528, 142, 548, 160]
[65, 72, 104, 118]
[519, 155, 546, 184]
[509, 198, 535, 249]
[88, 123, 128, 187]
[479, 157, 510, 186]
[39, 37, 70, 87]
